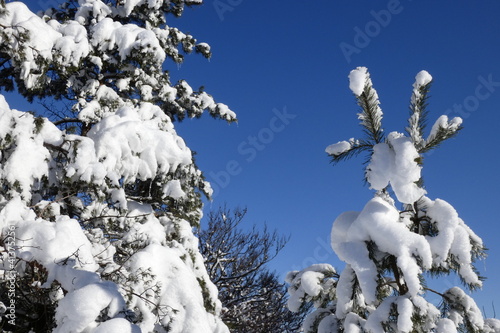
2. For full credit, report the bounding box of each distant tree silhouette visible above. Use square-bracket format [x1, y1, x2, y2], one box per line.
[198, 206, 310, 332]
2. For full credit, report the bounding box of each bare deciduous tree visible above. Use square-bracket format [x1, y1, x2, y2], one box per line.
[198, 206, 309, 332]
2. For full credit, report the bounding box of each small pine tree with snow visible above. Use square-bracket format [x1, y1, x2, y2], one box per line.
[286, 67, 500, 333]
[0, 0, 234, 332]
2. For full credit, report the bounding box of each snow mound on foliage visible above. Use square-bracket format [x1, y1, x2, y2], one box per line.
[366, 132, 425, 204]
[329, 193, 485, 305]
[0, 96, 62, 200]
[348, 67, 368, 96]
[414, 70, 432, 89]
[0, 95, 228, 332]
[331, 197, 432, 301]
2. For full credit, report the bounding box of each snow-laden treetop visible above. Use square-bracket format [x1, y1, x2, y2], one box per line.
[326, 67, 463, 201]
[287, 68, 497, 333]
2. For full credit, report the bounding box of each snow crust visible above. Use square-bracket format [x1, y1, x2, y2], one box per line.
[327, 192, 485, 304]
[86, 103, 191, 185]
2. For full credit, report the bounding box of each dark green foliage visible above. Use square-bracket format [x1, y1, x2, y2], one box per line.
[356, 83, 384, 145]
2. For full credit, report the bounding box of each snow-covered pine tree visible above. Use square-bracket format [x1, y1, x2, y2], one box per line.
[286, 67, 500, 333]
[0, 0, 235, 332]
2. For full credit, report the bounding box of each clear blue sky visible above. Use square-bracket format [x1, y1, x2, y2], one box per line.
[14, 0, 500, 313]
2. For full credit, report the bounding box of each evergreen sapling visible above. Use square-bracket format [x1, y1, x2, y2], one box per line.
[287, 67, 500, 333]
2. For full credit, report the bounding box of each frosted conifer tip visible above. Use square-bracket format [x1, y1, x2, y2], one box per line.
[414, 70, 433, 87]
[348, 66, 368, 96]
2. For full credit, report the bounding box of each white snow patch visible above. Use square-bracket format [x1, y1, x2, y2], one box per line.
[331, 197, 432, 301]
[349, 67, 368, 96]
[397, 297, 413, 332]
[54, 282, 125, 333]
[366, 132, 425, 204]
[93, 318, 141, 333]
[414, 70, 432, 87]
[300, 271, 324, 297]
[326, 140, 351, 156]
[126, 244, 228, 333]
[436, 318, 458, 333]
